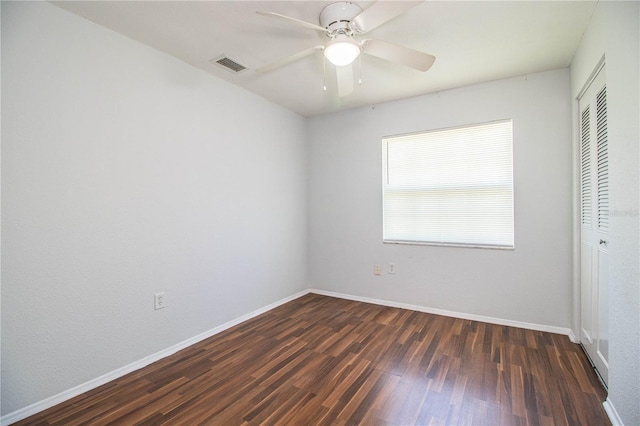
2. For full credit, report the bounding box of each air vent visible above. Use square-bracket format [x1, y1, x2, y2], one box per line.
[211, 55, 247, 73]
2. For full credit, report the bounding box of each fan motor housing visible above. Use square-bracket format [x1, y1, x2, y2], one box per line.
[319, 2, 362, 34]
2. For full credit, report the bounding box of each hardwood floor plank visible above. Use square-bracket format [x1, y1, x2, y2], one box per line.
[14, 294, 610, 426]
[382, 376, 430, 424]
[416, 388, 450, 424]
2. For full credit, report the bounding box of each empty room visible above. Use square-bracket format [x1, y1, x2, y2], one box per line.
[1, 1, 638, 425]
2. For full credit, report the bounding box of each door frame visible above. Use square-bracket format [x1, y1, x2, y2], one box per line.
[572, 56, 607, 383]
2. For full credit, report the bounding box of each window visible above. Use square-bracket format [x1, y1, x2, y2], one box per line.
[382, 119, 514, 248]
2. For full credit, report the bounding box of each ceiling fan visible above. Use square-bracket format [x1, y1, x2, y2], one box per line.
[255, 1, 435, 97]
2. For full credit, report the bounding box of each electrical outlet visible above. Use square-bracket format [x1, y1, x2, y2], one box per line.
[154, 292, 166, 310]
[374, 264, 382, 276]
[389, 263, 396, 274]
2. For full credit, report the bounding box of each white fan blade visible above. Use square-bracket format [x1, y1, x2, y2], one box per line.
[336, 64, 354, 97]
[350, 1, 422, 34]
[257, 11, 327, 33]
[362, 39, 435, 72]
[256, 46, 323, 73]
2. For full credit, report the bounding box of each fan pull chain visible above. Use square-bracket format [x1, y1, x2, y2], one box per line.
[323, 56, 327, 91]
[358, 54, 362, 85]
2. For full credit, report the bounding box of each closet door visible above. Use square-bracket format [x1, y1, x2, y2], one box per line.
[579, 65, 608, 386]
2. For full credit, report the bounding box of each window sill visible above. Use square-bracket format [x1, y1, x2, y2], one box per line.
[383, 240, 515, 250]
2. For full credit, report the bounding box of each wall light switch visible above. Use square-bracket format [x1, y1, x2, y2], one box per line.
[389, 263, 396, 274]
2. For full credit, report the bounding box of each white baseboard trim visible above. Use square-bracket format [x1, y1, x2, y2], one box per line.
[309, 289, 575, 338]
[0, 289, 310, 426]
[567, 329, 579, 343]
[603, 398, 624, 426]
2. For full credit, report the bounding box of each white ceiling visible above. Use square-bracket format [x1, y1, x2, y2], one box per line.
[53, 1, 597, 117]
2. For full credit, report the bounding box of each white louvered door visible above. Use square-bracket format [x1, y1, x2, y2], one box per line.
[579, 66, 609, 386]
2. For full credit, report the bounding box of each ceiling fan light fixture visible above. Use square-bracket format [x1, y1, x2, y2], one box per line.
[324, 35, 360, 66]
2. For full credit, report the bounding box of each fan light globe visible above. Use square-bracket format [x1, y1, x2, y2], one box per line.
[324, 36, 360, 66]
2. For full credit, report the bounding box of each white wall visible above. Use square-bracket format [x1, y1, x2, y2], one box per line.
[308, 69, 574, 328]
[1, 1, 307, 416]
[571, 2, 640, 424]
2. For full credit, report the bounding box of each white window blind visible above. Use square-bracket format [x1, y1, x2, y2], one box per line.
[382, 119, 514, 248]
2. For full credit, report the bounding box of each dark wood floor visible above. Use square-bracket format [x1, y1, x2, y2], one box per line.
[17, 293, 609, 425]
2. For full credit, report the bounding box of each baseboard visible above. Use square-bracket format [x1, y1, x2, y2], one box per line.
[309, 289, 575, 338]
[567, 329, 579, 343]
[0, 289, 310, 426]
[603, 398, 624, 426]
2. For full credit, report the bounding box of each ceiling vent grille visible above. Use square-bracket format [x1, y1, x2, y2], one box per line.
[212, 56, 247, 73]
